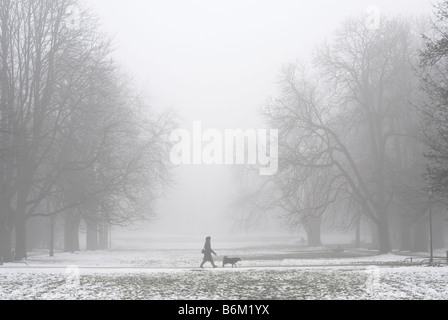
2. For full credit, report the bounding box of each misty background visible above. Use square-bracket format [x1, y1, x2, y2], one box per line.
[90, 0, 432, 237]
[5, 0, 448, 303]
[3, 0, 446, 263]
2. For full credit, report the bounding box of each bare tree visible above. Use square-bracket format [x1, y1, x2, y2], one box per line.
[421, 0, 448, 198]
[261, 17, 422, 254]
[0, 0, 174, 260]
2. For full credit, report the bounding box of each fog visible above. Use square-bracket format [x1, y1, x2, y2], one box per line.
[1, 0, 443, 264]
[5, 0, 448, 303]
[88, 0, 432, 237]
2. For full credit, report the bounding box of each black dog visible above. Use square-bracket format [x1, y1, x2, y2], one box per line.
[222, 256, 242, 268]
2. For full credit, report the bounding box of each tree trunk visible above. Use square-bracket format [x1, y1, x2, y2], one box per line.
[49, 216, 55, 257]
[355, 218, 361, 248]
[86, 215, 98, 251]
[64, 217, 74, 252]
[14, 213, 27, 260]
[0, 225, 12, 263]
[375, 186, 391, 253]
[369, 220, 379, 249]
[378, 222, 390, 254]
[412, 219, 428, 252]
[73, 217, 80, 252]
[64, 212, 80, 253]
[304, 216, 322, 247]
[14, 170, 33, 260]
[433, 213, 445, 249]
[399, 215, 412, 252]
[98, 220, 109, 250]
[109, 227, 112, 250]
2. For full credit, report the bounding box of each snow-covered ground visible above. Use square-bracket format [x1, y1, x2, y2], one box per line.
[1, 235, 447, 300]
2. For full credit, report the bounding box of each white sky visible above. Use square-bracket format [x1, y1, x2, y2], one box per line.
[87, 0, 434, 237]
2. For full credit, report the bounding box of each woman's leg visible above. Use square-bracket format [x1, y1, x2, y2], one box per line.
[200, 257, 217, 268]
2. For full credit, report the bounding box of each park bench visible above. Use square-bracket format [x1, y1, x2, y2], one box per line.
[419, 258, 447, 267]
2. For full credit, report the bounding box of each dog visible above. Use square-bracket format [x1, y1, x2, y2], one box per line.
[222, 256, 242, 268]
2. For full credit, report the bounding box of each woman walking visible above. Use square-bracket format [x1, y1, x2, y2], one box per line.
[200, 236, 218, 268]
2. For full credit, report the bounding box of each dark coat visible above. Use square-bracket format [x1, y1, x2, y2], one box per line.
[202, 240, 216, 261]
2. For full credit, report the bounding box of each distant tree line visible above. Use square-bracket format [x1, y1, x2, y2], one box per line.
[235, 2, 448, 253]
[0, 0, 173, 261]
